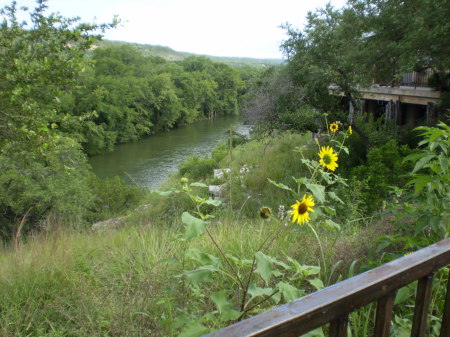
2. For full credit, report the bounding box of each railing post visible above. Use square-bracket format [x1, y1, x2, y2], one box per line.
[411, 273, 434, 337]
[374, 291, 396, 337]
[439, 269, 450, 337]
[329, 315, 348, 337]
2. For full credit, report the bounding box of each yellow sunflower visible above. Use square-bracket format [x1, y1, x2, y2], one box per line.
[290, 194, 315, 225]
[329, 122, 339, 133]
[318, 146, 338, 171]
[348, 125, 353, 135]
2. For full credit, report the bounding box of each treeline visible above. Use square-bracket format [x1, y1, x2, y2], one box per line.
[61, 45, 249, 155]
[0, 1, 259, 239]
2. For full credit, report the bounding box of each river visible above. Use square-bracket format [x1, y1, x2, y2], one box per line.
[89, 116, 251, 189]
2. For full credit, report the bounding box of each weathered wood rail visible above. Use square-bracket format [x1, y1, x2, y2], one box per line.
[204, 238, 450, 337]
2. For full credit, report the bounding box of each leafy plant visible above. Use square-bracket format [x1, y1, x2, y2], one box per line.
[157, 179, 324, 336]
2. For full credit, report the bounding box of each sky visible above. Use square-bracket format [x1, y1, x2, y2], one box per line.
[12, 0, 347, 59]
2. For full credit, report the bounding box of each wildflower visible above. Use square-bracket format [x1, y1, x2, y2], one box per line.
[180, 177, 189, 184]
[329, 122, 339, 133]
[259, 207, 272, 220]
[348, 125, 353, 135]
[318, 146, 338, 171]
[278, 205, 285, 220]
[290, 194, 315, 225]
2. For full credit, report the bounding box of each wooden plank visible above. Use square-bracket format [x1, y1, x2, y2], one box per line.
[329, 315, 348, 337]
[411, 274, 434, 337]
[373, 292, 395, 337]
[204, 238, 450, 337]
[439, 269, 450, 337]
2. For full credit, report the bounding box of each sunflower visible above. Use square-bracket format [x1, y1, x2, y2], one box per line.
[348, 125, 353, 135]
[318, 146, 338, 171]
[329, 122, 339, 133]
[290, 194, 315, 225]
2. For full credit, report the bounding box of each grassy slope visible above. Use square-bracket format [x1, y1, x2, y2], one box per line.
[0, 132, 393, 336]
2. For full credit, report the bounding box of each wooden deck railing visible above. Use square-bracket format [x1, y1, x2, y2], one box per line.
[204, 238, 450, 337]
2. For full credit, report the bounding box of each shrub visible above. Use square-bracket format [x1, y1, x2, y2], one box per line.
[350, 140, 412, 214]
[178, 156, 217, 180]
[86, 175, 144, 222]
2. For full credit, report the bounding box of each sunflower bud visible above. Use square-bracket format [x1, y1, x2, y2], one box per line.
[259, 207, 272, 220]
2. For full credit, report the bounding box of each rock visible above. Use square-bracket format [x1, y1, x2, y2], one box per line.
[214, 168, 231, 179]
[209, 184, 225, 199]
[91, 216, 127, 231]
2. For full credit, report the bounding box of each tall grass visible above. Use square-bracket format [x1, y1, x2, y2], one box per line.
[0, 130, 400, 336]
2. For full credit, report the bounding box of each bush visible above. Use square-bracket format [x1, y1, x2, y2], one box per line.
[178, 156, 217, 180]
[350, 140, 412, 214]
[86, 175, 144, 222]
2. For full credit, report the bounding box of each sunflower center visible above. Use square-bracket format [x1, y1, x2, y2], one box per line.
[298, 202, 308, 214]
[323, 154, 332, 164]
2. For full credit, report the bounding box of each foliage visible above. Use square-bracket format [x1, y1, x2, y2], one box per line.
[401, 122, 450, 241]
[157, 179, 325, 336]
[281, 0, 450, 104]
[281, 3, 368, 111]
[85, 175, 144, 222]
[0, 0, 115, 238]
[178, 156, 217, 181]
[243, 66, 320, 138]
[63, 49, 247, 155]
[350, 140, 412, 214]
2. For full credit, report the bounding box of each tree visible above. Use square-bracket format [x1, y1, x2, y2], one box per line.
[0, 0, 115, 237]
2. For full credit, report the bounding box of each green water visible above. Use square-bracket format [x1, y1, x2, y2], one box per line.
[89, 116, 250, 189]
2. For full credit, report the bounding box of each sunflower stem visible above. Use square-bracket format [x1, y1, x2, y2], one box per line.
[205, 227, 246, 293]
[307, 223, 327, 284]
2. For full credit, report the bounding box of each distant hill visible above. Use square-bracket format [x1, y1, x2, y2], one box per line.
[97, 40, 284, 68]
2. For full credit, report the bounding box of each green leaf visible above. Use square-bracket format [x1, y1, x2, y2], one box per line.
[182, 212, 208, 241]
[322, 219, 341, 231]
[211, 290, 242, 321]
[407, 175, 432, 195]
[255, 251, 273, 285]
[190, 182, 208, 188]
[438, 155, 448, 174]
[320, 171, 333, 184]
[395, 286, 411, 305]
[154, 189, 179, 196]
[302, 327, 325, 337]
[305, 183, 325, 203]
[277, 281, 304, 301]
[414, 215, 431, 235]
[183, 265, 219, 286]
[188, 248, 220, 266]
[412, 154, 435, 173]
[204, 197, 221, 207]
[179, 322, 209, 337]
[323, 205, 336, 215]
[248, 283, 274, 298]
[302, 265, 321, 277]
[267, 178, 294, 193]
[292, 177, 307, 186]
[308, 278, 324, 290]
[327, 191, 343, 204]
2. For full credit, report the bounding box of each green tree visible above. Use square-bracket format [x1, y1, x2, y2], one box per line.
[0, 0, 115, 237]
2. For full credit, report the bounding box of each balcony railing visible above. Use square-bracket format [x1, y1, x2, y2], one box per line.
[400, 69, 435, 87]
[204, 238, 450, 337]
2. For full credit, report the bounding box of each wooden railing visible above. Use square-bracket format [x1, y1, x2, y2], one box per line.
[204, 238, 450, 337]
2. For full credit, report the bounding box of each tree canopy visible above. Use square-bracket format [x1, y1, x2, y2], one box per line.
[281, 0, 450, 109]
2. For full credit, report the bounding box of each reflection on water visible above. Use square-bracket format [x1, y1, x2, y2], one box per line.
[89, 116, 251, 189]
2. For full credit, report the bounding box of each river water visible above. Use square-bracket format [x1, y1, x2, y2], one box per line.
[89, 116, 251, 189]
